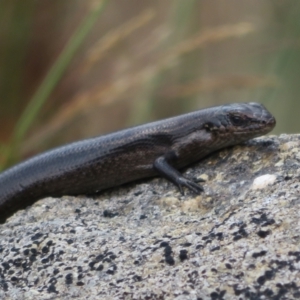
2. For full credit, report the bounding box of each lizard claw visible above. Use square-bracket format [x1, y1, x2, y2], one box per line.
[175, 176, 204, 195]
[195, 177, 206, 183]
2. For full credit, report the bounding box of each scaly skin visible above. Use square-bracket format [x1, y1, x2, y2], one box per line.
[0, 102, 276, 223]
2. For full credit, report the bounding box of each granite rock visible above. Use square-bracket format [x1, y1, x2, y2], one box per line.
[0, 134, 300, 300]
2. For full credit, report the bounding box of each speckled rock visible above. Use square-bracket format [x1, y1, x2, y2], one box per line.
[1, 134, 300, 300]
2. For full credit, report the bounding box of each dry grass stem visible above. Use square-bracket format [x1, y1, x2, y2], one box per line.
[83, 8, 156, 72]
[162, 22, 255, 67]
[89, 0, 106, 11]
[162, 75, 279, 98]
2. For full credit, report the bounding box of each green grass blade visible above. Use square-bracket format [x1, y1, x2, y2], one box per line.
[13, 0, 109, 145]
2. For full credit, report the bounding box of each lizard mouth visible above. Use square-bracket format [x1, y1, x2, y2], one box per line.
[235, 116, 275, 136]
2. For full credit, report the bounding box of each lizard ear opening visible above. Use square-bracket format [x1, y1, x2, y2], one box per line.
[204, 121, 219, 132]
[204, 122, 213, 131]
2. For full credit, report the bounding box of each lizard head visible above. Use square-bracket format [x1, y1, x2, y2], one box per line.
[204, 102, 276, 143]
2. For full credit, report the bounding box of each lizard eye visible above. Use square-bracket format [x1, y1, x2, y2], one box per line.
[229, 114, 246, 126]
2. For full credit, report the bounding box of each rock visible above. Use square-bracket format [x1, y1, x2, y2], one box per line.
[1, 134, 300, 299]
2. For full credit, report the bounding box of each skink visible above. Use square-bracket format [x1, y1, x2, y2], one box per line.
[0, 102, 276, 223]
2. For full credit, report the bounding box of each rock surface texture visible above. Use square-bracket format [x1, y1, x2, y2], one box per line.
[1, 134, 300, 300]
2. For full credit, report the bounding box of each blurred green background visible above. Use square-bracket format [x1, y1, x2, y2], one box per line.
[0, 0, 299, 169]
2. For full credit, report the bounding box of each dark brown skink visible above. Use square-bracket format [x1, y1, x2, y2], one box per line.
[0, 102, 276, 223]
